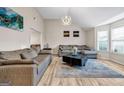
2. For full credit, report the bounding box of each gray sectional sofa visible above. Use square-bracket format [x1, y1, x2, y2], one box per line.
[0, 45, 52, 86]
[59, 45, 97, 59]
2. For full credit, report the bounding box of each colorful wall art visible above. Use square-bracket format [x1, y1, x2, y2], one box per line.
[0, 7, 23, 31]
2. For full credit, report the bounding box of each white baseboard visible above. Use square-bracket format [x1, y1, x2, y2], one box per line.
[97, 56, 110, 61]
[98, 56, 124, 66]
[110, 58, 124, 66]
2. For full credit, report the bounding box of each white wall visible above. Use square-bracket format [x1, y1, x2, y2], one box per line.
[30, 30, 41, 44]
[44, 19, 86, 48]
[85, 29, 95, 48]
[0, 7, 45, 51]
[109, 53, 124, 65]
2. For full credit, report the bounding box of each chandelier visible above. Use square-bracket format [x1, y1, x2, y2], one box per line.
[61, 8, 72, 25]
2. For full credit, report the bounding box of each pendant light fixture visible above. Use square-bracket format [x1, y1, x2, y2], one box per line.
[61, 8, 72, 25]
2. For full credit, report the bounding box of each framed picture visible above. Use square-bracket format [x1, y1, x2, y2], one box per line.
[0, 7, 23, 31]
[73, 31, 79, 37]
[63, 31, 70, 37]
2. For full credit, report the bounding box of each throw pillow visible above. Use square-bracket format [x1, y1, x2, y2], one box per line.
[31, 46, 41, 54]
[21, 50, 38, 59]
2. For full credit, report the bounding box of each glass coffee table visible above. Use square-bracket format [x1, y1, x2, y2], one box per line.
[62, 54, 87, 66]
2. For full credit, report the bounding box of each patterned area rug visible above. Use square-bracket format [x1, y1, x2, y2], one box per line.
[56, 59, 124, 78]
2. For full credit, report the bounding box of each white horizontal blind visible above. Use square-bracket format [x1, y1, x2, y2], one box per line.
[111, 19, 124, 54]
[95, 25, 109, 52]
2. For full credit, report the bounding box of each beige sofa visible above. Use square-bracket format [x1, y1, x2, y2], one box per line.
[0, 47, 52, 86]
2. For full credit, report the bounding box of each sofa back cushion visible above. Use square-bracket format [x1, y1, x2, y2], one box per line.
[0, 59, 34, 65]
[59, 45, 72, 50]
[0, 59, 4, 66]
[0, 51, 21, 60]
[15, 48, 31, 55]
[59, 45, 91, 51]
[82, 45, 91, 50]
[21, 49, 38, 59]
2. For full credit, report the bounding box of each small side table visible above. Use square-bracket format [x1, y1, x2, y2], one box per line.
[41, 48, 52, 54]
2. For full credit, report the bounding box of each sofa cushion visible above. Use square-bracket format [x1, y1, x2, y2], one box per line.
[0, 59, 34, 65]
[0, 51, 21, 60]
[60, 45, 72, 50]
[82, 45, 91, 50]
[62, 50, 73, 52]
[83, 50, 97, 54]
[33, 54, 49, 64]
[0, 59, 5, 65]
[21, 50, 38, 59]
[77, 46, 83, 50]
[14, 48, 30, 54]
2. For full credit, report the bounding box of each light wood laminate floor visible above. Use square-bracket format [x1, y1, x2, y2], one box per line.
[38, 56, 124, 86]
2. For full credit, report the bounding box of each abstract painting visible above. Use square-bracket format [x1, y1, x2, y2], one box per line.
[0, 7, 23, 31]
[73, 31, 79, 37]
[63, 31, 70, 37]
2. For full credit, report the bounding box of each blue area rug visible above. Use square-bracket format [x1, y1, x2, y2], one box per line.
[56, 59, 124, 78]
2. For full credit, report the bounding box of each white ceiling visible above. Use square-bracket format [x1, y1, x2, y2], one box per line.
[36, 7, 124, 28]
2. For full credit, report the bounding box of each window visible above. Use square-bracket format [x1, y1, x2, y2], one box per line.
[111, 27, 124, 54]
[97, 31, 108, 51]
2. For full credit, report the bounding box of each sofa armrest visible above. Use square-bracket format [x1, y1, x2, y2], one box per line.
[0, 64, 37, 86]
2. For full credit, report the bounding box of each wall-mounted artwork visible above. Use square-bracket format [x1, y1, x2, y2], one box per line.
[73, 31, 79, 37]
[0, 7, 23, 31]
[63, 31, 70, 37]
